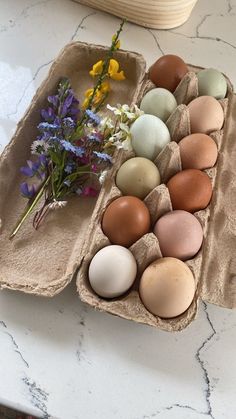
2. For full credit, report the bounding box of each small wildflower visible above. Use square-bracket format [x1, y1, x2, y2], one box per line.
[20, 182, 37, 199]
[99, 170, 108, 185]
[85, 109, 101, 125]
[31, 140, 50, 155]
[93, 151, 112, 163]
[48, 200, 67, 210]
[82, 186, 98, 197]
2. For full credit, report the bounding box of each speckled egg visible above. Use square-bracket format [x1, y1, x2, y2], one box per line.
[139, 257, 195, 318]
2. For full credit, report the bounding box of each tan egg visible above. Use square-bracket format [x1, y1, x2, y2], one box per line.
[187, 96, 224, 134]
[116, 157, 161, 199]
[139, 257, 195, 318]
[179, 133, 218, 170]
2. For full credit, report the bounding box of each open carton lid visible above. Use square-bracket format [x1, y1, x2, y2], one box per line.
[0, 42, 235, 329]
[0, 42, 146, 296]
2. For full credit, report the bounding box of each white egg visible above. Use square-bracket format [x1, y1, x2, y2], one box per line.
[130, 114, 171, 161]
[140, 88, 177, 121]
[88, 245, 137, 298]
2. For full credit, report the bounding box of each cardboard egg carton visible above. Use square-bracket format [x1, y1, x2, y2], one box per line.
[0, 42, 235, 331]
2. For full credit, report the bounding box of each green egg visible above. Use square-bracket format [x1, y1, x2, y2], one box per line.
[197, 68, 227, 99]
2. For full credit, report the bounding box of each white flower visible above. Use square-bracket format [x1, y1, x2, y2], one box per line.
[132, 104, 144, 117]
[31, 140, 50, 155]
[48, 200, 67, 210]
[99, 170, 108, 185]
[119, 122, 130, 134]
[100, 117, 114, 130]
[122, 137, 133, 151]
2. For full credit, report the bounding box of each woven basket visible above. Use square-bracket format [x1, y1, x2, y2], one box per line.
[77, 0, 198, 29]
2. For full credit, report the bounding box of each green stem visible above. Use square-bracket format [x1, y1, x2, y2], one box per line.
[9, 176, 51, 240]
[78, 19, 125, 126]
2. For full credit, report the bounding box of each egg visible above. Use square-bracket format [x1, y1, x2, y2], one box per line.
[140, 88, 177, 122]
[139, 257, 195, 318]
[154, 210, 203, 260]
[179, 133, 218, 170]
[116, 157, 161, 199]
[197, 68, 227, 99]
[149, 55, 188, 92]
[167, 169, 212, 213]
[130, 114, 170, 161]
[89, 245, 137, 298]
[102, 196, 151, 247]
[187, 96, 224, 134]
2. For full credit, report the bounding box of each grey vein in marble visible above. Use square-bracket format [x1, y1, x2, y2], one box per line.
[70, 11, 97, 41]
[22, 376, 49, 419]
[146, 29, 165, 56]
[195, 302, 217, 419]
[4, 331, 29, 369]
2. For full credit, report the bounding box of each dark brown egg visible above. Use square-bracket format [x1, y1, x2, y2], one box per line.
[149, 55, 188, 92]
[167, 169, 212, 213]
[102, 196, 151, 247]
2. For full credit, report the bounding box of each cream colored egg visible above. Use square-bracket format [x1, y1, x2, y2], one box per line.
[89, 245, 137, 298]
[130, 114, 171, 161]
[140, 88, 177, 121]
[116, 157, 161, 199]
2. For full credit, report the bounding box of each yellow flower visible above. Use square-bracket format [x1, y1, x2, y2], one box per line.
[100, 81, 111, 94]
[89, 60, 103, 77]
[82, 88, 94, 108]
[108, 59, 125, 81]
[112, 34, 121, 50]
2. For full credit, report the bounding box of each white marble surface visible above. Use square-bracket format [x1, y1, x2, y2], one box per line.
[0, 1, 236, 418]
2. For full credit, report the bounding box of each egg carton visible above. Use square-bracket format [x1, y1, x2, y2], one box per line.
[0, 42, 235, 331]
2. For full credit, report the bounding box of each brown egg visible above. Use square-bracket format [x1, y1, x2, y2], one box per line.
[102, 196, 151, 247]
[154, 210, 203, 260]
[139, 257, 195, 318]
[167, 169, 212, 213]
[149, 55, 188, 92]
[179, 133, 218, 170]
[187, 96, 224, 134]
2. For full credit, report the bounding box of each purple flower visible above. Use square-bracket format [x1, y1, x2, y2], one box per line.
[64, 163, 74, 174]
[62, 117, 76, 138]
[85, 109, 101, 125]
[93, 151, 112, 163]
[41, 107, 55, 123]
[48, 95, 59, 108]
[87, 133, 102, 143]
[38, 122, 59, 132]
[20, 182, 37, 199]
[20, 156, 47, 178]
[60, 140, 85, 157]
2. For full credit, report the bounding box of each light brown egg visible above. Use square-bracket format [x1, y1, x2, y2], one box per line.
[139, 257, 195, 318]
[102, 196, 151, 247]
[149, 55, 188, 92]
[167, 169, 212, 213]
[179, 133, 218, 170]
[187, 96, 224, 134]
[154, 210, 203, 260]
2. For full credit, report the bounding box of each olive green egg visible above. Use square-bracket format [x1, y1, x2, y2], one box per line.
[197, 68, 227, 99]
[116, 157, 161, 199]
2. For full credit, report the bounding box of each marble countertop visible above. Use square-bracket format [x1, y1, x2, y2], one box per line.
[0, 1, 236, 418]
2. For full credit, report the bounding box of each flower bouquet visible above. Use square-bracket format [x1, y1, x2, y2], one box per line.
[9, 21, 142, 239]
